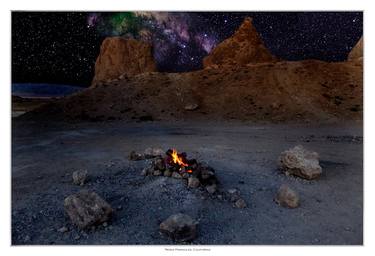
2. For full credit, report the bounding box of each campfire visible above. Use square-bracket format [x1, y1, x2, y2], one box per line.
[136, 148, 218, 192]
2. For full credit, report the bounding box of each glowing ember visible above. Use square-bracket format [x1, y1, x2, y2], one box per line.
[167, 148, 193, 173]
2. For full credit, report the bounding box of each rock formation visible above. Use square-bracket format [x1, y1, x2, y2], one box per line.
[203, 17, 277, 68]
[22, 19, 362, 124]
[91, 37, 157, 86]
[348, 37, 363, 61]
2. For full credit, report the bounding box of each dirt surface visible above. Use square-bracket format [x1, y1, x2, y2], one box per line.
[12, 119, 363, 245]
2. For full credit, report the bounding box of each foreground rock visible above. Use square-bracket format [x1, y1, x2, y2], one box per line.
[64, 190, 113, 229]
[275, 184, 300, 208]
[72, 169, 88, 186]
[278, 145, 322, 180]
[91, 37, 157, 86]
[159, 213, 197, 242]
[203, 17, 277, 68]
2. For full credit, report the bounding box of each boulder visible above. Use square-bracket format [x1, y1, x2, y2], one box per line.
[278, 145, 322, 180]
[203, 17, 277, 68]
[72, 169, 88, 186]
[159, 213, 197, 242]
[64, 190, 113, 229]
[275, 184, 299, 208]
[91, 37, 157, 86]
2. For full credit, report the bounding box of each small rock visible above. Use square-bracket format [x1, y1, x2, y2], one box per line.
[188, 177, 200, 188]
[275, 184, 300, 208]
[181, 172, 189, 179]
[217, 194, 223, 200]
[74, 235, 80, 240]
[278, 145, 322, 180]
[129, 151, 145, 161]
[58, 226, 69, 233]
[117, 205, 123, 211]
[164, 169, 172, 177]
[171, 172, 182, 179]
[102, 222, 108, 227]
[153, 157, 166, 171]
[64, 190, 113, 229]
[184, 103, 199, 111]
[206, 184, 217, 194]
[141, 167, 151, 176]
[227, 188, 241, 202]
[144, 147, 165, 158]
[159, 213, 197, 242]
[72, 169, 88, 186]
[153, 170, 162, 176]
[234, 198, 247, 208]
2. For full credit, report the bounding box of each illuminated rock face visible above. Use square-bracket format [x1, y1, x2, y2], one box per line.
[348, 37, 363, 61]
[203, 17, 278, 68]
[91, 37, 157, 86]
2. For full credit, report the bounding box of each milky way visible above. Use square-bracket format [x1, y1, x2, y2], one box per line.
[12, 12, 362, 86]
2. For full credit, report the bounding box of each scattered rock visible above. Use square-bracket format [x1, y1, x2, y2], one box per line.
[129, 151, 145, 161]
[278, 145, 322, 180]
[159, 213, 197, 242]
[144, 147, 165, 158]
[188, 177, 200, 188]
[227, 188, 241, 202]
[57, 226, 69, 233]
[153, 170, 162, 176]
[206, 184, 217, 194]
[184, 103, 199, 111]
[164, 169, 172, 177]
[140, 167, 152, 176]
[234, 198, 247, 208]
[72, 169, 88, 186]
[275, 184, 300, 208]
[171, 172, 182, 179]
[64, 190, 113, 229]
[152, 157, 166, 171]
[23, 235, 31, 242]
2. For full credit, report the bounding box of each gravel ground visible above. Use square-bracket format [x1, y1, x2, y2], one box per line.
[11, 119, 363, 245]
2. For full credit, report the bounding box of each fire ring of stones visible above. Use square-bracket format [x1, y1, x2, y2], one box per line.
[135, 148, 247, 208]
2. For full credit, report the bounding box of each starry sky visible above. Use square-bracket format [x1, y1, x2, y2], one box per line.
[12, 12, 363, 87]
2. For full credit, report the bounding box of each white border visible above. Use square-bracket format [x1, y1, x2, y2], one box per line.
[1, 1, 373, 256]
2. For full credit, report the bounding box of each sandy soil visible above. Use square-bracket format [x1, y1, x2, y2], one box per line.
[12, 119, 363, 245]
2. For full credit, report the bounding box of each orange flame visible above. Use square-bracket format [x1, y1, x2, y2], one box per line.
[171, 149, 188, 168]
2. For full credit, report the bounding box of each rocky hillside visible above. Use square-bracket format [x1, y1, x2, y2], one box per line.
[22, 18, 363, 123]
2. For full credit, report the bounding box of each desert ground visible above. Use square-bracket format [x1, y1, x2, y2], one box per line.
[12, 118, 363, 245]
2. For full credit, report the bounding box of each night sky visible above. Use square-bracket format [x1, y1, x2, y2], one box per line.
[12, 12, 363, 87]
